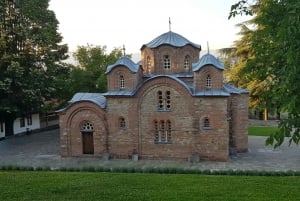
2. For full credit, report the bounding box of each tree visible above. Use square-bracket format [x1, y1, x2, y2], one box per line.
[219, 22, 273, 120]
[69, 45, 126, 94]
[229, 0, 300, 147]
[0, 0, 68, 136]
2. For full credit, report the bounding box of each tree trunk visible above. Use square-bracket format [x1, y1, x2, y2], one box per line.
[264, 108, 268, 121]
[5, 117, 14, 136]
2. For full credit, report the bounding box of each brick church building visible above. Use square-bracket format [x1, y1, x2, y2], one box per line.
[59, 30, 249, 161]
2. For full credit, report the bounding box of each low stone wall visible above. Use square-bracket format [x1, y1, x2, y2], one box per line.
[248, 119, 279, 127]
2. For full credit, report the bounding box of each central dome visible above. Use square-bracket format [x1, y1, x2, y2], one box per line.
[141, 31, 201, 50]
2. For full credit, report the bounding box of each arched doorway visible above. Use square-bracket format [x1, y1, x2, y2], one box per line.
[81, 122, 94, 154]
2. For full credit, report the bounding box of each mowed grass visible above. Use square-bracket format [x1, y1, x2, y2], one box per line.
[0, 171, 299, 201]
[248, 126, 279, 136]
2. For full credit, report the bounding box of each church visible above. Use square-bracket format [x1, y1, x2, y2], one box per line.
[59, 30, 249, 161]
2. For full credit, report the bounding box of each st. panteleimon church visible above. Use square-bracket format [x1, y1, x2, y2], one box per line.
[59, 28, 249, 161]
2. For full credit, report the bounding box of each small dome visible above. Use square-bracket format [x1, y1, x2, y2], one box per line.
[141, 31, 201, 49]
[105, 56, 139, 74]
[192, 54, 224, 71]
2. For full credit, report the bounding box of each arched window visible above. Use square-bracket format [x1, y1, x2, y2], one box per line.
[184, 55, 190, 69]
[146, 56, 151, 73]
[206, 75, 211, 89]
[119, 75, 125, 89]
[158, 91, 164, 110]
[154, 120, 172, 143]
[203, 117, 210, 128]
[166, 120, 172, 141]
[81, 122, 94, 131]
[119, 117, 126, 129]
[163, 55, 171, 69]
[165, 91, 171, 110]
[157, 90, 171, 111]
[154, 120, 159, 142]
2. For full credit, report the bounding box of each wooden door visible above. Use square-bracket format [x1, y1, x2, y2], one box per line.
[82, 132, 94, 154]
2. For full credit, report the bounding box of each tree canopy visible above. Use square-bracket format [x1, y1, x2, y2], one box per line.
[68, 45, 126, 95]
[229, 0, 300, 147]
[0, 0, 69, 135]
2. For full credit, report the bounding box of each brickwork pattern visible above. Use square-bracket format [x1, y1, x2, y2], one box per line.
[107, 66, 141, 90]
[60, 42, 248, 162]
[141, 45, 200, 74]
[194, 65, 224, 91]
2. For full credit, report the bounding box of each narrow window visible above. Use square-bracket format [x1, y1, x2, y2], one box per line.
[20, 118, 25, 128]
[166, 91, 171, 110]
[204, 117, 210, 128]
[147, 56, 151, 73]
[166, 120, 172, 142]
[119, 117, 126, 129]
[159, 120, 165, 142]
[27, 114, 32, 126]
[154, 120, 172, 143]
[206, 75, 212, 88]
[158, 91, 164, 110]
[163, 55, 171, 69]
[154, 120, 159, 142]
[184, 55, 190, 69]
[119, 75, 125, 89]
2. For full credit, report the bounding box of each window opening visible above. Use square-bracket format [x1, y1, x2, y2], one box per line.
[120, 75, 125, 89]
[184, 55, 190, 69]
[119, 117, 126, 129]
[154, 120, 172, 143]
[204, 117, 210, 128]
[166, 120, 172, 141]
[154, 120, 159, 142]
[158, 91, 164, 110]
[27, 114, 32, 126]
[166, 91, 171, 110]
[206, 75, 212, 88]
[158, 90, 171, 111]
[81, 122, 94, 131]
[159, 120, 165, 142]
[163, 55, 171, 69]
[20, 118, 25, 128]
[147, 56, 151, 73]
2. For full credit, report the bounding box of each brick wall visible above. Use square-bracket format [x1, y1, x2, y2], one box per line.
[194, 66, 224, 91]
[59, 102, 107, 157]
[229, 94, 248, 152]
[107, 66, 141, 91]
[105, 97, 139, 158]
[141, 45, 200, 74]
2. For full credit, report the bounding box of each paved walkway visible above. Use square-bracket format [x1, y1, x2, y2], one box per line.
[0, 128, 299, 171]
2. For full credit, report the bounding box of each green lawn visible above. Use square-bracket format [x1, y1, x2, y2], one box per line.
[248, 126, 279, 136]
[0, 171, 299, 201]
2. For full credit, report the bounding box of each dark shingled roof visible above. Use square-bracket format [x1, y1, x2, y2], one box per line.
[192, 53, 224, 71]
[142, 31, 201, 49]
[223, 83, 249, 94]
[69, 93, 106, 108]
[105, 56, 139, 74]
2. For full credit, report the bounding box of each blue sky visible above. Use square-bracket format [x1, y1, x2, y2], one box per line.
[49, 0, 250, 54]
